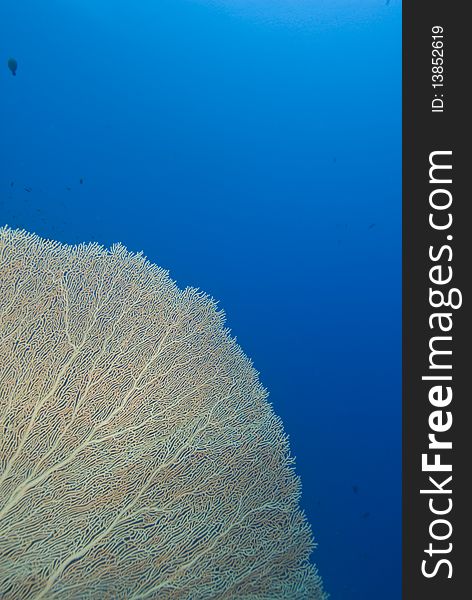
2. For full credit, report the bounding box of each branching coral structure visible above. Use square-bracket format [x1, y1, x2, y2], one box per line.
[0, 227, 326, 599]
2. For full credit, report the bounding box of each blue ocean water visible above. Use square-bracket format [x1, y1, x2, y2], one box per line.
[0, 1, 401, 598]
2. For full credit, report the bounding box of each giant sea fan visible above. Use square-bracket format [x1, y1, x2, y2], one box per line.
[0, 227, 325, 599]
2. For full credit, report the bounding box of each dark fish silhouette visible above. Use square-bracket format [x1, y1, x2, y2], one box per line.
[79, 177, 84, 184]
[7, 57, 18, 76]
[361, 511, 370, 519]
[10, 181, 14, 187]
[368, 223, 376, 229]
[352, 485, 359, 494]
[24, 186, 32, 193]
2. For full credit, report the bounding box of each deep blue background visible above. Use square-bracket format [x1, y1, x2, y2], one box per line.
[1, 1, 401, 598]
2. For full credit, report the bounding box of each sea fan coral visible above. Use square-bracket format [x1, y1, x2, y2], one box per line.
[0, 227, 325, 599]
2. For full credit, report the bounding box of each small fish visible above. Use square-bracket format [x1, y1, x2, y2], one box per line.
[368, 223, 376, 229]
[24, 186, 32, 193]
[10, 181, 14, 187]
[7, 57, 18, 76]
[352, 485, 359, 494]
[361, 511, 370, 519]
[79, 177, 84, 184]
[66, 186, 72, 191]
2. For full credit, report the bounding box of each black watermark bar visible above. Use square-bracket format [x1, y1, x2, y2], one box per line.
[403, 2, 470, 598]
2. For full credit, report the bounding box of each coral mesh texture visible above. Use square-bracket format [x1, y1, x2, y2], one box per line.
[0, 227, 325, 600]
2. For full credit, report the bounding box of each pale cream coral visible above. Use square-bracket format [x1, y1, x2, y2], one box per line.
[0, 227, 326, 599]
